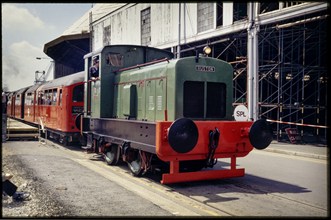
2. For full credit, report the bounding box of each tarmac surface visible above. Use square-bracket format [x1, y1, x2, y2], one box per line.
[2, 138, 328, 217]
[265, 140, 328, 161]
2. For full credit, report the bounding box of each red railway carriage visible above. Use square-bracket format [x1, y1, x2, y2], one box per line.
[6, 91, 16, 117]
[36, 71, 84, 144]
[24, 83, 45, 124]
[13, 87, 30, 119]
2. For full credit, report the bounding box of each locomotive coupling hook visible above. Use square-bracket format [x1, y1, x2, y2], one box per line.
[206, 128, 220, 167]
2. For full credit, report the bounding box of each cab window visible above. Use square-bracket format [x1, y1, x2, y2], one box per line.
[106, 53, 123, 67]
[72, 84, 84, 102]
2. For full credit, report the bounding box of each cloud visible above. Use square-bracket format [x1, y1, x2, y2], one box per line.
[1, 4, 55, 91]
[2, 41, 51, 91]
[2, 4, 45, 31]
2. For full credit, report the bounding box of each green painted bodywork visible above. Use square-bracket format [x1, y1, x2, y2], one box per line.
[83, 45, 173, 119]
[84, 45, 233, 122]
[114, 56, 233, 121]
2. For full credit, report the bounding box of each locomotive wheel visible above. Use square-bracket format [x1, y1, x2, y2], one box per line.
[104, 144, 120, 165]
[127, 150, 143, 177]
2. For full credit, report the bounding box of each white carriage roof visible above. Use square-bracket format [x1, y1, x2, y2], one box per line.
[15, 86, 31, 95]
[39, 71, 85, 90]
[26, 83, 45, 93]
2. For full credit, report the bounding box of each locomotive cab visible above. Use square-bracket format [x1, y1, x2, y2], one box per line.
[83, 45, 174, 119]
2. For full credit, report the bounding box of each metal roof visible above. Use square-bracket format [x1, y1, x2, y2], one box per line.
[62, 3, 127, 36]
[43, 33, 90, 69]
[43, 4, 127, 76]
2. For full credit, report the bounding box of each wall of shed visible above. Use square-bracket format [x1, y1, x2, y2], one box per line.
[92, 3, 241, 50]
[88, 2, 328, 144]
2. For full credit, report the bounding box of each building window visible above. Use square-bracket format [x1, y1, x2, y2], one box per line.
[216, 3, 223, 27]
[197, 3, 214, 33]
[283, 2, 304, 8]
[141, 7, 151, 46]
[260, 3, 279, 14]
[233, 3, 247, 22]
[103, 24, 111, 46]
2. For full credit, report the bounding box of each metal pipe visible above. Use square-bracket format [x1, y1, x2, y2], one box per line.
[179, 38, 230, 53]
[178, 3, 181, 58]
[247, 3, 254, 120]
[183, 3, 186, 44]
[253, 3, 260, 120]
[276, 15, 328, 29]
[247, 2, 260, 121]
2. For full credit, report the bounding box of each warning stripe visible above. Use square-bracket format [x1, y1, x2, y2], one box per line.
[266, 119, 328, 129]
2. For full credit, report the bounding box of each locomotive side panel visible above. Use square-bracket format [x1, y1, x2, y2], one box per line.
[113, 61, 175, 121]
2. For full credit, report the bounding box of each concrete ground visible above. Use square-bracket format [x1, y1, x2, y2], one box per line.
[265, 140, 328, 160]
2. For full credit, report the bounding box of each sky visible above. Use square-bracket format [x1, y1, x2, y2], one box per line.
[1, 3, 92, 91]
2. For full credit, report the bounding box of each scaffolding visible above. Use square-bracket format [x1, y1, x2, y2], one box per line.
[258, 12, 328, 144]
[174, 7, 328, 145]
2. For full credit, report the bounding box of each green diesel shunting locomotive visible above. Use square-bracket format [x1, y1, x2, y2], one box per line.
[78, 45, 272, 184]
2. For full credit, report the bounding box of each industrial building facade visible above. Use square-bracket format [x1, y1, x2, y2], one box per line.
[45, 2, 329, 144]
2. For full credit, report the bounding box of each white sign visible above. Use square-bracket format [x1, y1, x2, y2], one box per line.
[234, 105, 249, 121]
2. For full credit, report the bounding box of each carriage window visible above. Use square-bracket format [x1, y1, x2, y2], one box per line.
[43, 91, 47, 105]
[15, 94, 20, 105]
[52, 89, 57, 105]
[72, 84, 84, 102]
[59, 89, 62, 106]
[45, 90, 52, 105]
[38, 92, 44, 105]
[26, 93, 32, 105]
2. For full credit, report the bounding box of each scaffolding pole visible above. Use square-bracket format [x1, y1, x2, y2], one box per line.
[247, 2, 260, 121]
